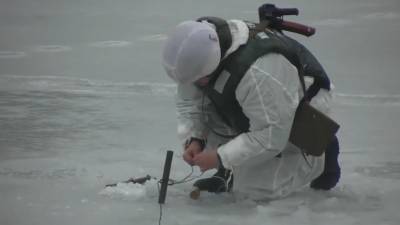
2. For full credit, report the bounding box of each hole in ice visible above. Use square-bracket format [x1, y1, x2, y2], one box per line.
[363, 12, 400, 20]
[33, 45, 72, 52]
[311, 18, 352, 27]
[0, 51, 26, 59]
[89, 41, 132, 48]
[138, 34, 167, 42]
[355, 162, 400, 179]
[99, 179, 158, 200]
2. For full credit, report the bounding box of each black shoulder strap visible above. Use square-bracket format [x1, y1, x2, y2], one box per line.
[246, 21, 331, 99]
[197, 17, 232, 59]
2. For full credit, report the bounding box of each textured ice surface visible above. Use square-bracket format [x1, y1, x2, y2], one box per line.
[1, 0, 400, 224]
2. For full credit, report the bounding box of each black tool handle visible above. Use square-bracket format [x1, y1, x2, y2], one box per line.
[158, 150, 173, 204]
[274, 7, 299, 17]
[259, 4, 299, 20]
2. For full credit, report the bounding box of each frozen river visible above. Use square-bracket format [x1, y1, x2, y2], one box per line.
[1, 0, 400, 225]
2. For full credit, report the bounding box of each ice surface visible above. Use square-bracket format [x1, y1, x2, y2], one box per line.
[89, 41, 133, 48]
[99, 179, 159, 200]
[1, 0, 400, 225]
[33, 45, 72, 53]
[0, 51, 27, 59]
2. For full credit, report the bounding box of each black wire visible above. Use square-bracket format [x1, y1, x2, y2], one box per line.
[157, 165, 205, 225]
[168, 166, 205, 185]
[158, 203, 162, 225]
[167, 166, 194, 185]
[157, 182, 162, 225]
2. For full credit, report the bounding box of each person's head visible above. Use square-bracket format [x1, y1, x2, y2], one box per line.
[162, 21, 221, 85]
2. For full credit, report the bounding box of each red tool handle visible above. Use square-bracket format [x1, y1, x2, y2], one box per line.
[280, 20, 316, 37]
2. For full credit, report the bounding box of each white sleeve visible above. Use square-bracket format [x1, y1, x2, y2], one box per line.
[217, 54, 301, 168]
[175, 83, 209, 144]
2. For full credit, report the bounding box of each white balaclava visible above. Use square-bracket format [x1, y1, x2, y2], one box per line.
[162, 21, 221, 84]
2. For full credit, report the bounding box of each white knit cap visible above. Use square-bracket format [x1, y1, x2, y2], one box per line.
[162, 21, 221, 84]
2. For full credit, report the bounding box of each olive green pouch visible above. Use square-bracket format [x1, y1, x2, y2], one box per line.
[289, 99, 339, 156]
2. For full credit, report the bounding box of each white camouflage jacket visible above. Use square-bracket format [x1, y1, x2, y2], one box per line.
[175, 20, 331, 199]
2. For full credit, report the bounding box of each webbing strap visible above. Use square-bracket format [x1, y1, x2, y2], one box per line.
[197, 17, 232, 59]
[247, 21, 326, 101]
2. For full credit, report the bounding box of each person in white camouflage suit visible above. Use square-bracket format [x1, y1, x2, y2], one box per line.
[162, 18, 340, 200]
